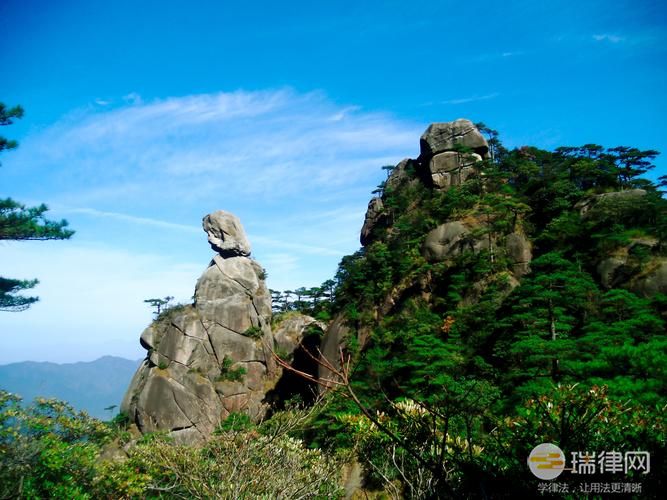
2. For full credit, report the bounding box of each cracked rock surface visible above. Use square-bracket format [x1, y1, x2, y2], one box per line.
[121, 211, 276, 444]
[419, 119, 489, 160]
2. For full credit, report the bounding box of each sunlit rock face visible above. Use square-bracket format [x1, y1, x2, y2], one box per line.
[359, 120, 490, 248]
[420, 120, 488, 190]
[419, 119, 489, 160]
[203, 210, 252, 257]
[121, 211, 276, 444]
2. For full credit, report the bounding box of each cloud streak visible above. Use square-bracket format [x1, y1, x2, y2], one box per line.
[593, 34, 625, 43]
[60, 207, 200, 233]
[440, 93, 500, 105]
[9, 89, 420, 207]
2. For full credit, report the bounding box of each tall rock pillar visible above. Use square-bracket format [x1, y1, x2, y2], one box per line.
[121, 211, 276, 443]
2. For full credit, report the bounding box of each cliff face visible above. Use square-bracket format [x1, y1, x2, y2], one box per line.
[122, 119, 666, 442]
[320, 119, 666, 391]
[121, 211, 277, 443]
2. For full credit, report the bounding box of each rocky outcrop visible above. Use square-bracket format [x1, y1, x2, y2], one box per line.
[273, 313, 326, 358]
[318, 314, 351, 392]
[121, 211, 277, 443]
[576, 190, 665, 297]
[630, 259, 667, 297]
[360, 122, 489, 247]
[429, 151, 482, 189]
[360, 197, 385, 246]
[268, 313, 326, 404]
[419, 120, 488, 190]
[385, 158, 413, 192]
[419, 119, 489, 160]
[595, 236, 667, 297]
[576, 189, 647, 218]
[423, 221, 481, 261]
[203, 211, 251, 257]
[505, 232, 532, 277]
[423, 220, 532, 277]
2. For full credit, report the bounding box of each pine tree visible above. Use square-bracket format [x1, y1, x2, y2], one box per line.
[497, 252, 598, 399]
[573, 289, 665, 405]
[0, 102, 74, 312]
[606, 146, 659, 189]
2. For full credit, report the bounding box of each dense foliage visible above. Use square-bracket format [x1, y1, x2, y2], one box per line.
[294, 128, 666, 497]
[0, 392, 344, 498]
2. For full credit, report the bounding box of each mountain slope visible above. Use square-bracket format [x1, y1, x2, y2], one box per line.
[0, 355, 141, 419]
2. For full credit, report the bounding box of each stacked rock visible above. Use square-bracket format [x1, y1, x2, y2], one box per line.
[419, 119, 489, 189]
[121, 211, 276, 444]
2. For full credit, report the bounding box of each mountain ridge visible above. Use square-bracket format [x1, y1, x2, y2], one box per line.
[0, 355, 141, 419]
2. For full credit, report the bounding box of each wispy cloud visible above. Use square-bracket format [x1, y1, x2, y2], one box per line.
[554, 32, 660, 47]
[593, 34, 625, 43]
[61, 205, 347, 257]
[61, 207, 200, 233]
[251, 235, 346, 257]
[440, 93, 500, 105]
[10, 89, 419, 205]
[469, 51, 525, 63]
[2, 89, 422, 362]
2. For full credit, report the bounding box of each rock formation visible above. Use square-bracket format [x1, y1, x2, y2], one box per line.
[121, 119, 665, 449]
[360, 119, 490, 246]
[419, 119, 489, 160]
[419, 119, 488, 190]
[360, 198, 385, 247]
[269, 314, 327, 404]
[423, 222, 532, 277]
[121, 211, 277, 443]
[576, 189, 667, 296]
[328, 119, 529, 378]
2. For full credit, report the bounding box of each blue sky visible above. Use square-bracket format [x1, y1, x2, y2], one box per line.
[0, 0, 665, 363]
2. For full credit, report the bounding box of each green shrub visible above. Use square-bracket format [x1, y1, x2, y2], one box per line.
[243, 325, 263, 339]
[274, 346, 292, 361]
[215, 412, 253, 433]
[0, 391, 111, 499]
[216, 357, 247, 382]
[94, 409, 344, 498]
[155, 302, 190, 324]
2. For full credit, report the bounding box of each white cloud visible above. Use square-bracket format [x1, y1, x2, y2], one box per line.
[0, 242, 202, 363]
[59, 207, 200, 233]
[593, 34, 625, 43]
[9, 89, 418, 205]
[1, 89, 420, 363]
[440, 93, 500, 105]
[328, 105, 361, 122]
[469, 51, 526, 63]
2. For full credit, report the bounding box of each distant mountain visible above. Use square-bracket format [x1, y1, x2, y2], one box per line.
[0, 355, 142, 420]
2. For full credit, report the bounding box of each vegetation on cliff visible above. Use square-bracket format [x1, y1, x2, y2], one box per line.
[1, 121, 665, 498]
[278, 126, 667, 497]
